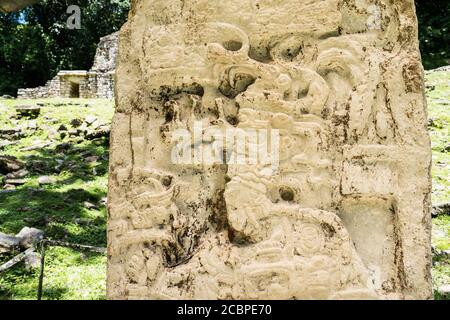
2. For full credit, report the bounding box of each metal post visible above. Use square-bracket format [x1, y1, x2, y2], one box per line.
[37, 240, 46, 300]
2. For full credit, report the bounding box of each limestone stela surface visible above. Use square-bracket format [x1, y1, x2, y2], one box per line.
[107, 0, 432, 300]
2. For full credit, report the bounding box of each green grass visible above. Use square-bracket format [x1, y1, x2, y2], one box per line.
[0, 98, 112, 300]
[426, 71, 450, 205]
[432, 215, 450, 299]
[0, 249, 106, 300]
[426, 70, 450, 299]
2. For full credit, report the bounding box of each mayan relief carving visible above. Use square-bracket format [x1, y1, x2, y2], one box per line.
[108, 0, 432, 300]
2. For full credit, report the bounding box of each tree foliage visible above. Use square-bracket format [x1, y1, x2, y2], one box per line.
[0, 0, 130, 96]
[0, 0, 448, 96]
[416, 0, 450, 70]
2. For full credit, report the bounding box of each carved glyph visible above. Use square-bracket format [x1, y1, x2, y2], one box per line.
[108, 0, 432, 300]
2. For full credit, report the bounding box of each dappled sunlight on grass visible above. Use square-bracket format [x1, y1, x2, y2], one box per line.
[0, 98, 112, 300]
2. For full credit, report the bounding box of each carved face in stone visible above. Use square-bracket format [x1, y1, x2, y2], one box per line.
[108, 0, 432, 300]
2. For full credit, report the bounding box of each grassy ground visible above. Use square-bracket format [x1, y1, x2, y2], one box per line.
[0, 98, 113, 300]
[426, 70, 450, 298]
[0, 72, 449, 299]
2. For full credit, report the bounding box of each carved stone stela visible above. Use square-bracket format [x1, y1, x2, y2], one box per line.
[108, 0, 432, 300]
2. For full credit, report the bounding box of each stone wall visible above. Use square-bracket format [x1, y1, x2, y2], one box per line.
[93, 72, 115, 99]
[91, 32, 118, 73]
[87, 32, 118, 99]
[17, 75, 60, 99]
[57, 71, 89, 98]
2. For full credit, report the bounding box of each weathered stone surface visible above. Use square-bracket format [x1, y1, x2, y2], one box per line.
[0, 128, 22, 137]
[432, 203, 450, 217]
[83, 201, 98, 210]
[20, 141, 51, 152]
[0, 140, 18, 149]
[5, 178, 26, 186]
[23, 251, 41, 270]
[16, 227, 44, 248]
[37, 176, 55, 185]
[70, 119, 83, 128]
[15, 105, 40, 119]
[85, 125, 110, 140]
[0, 232, 20, 253]
[0, 155, 24, 174]
[84, 115, 98, 126]
[437, 284, 450, 299]
[108, 0, 432, 300]
[91, 32, 118, 73]
[5, 169, 29, 179]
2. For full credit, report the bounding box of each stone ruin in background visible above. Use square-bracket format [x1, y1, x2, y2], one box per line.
[17, 32, 118, 99]
[107, 0, 432, 300]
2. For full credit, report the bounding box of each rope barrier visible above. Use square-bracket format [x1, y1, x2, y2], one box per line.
[0, 238, 106, 300]
[44, 240, 106, 254]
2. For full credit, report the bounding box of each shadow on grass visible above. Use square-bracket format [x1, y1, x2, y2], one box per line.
[0, 105, 111, 300]
[0, 138, 109, 247]
[0, 177, 107, 300]
[0, 188, 106, 247]
[41, 287, 70, 300]
[0, 264, 70, 300]
[23, 138, 110, 187]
